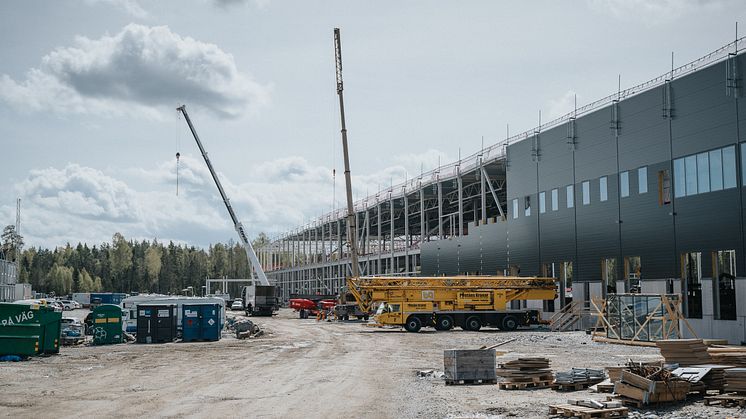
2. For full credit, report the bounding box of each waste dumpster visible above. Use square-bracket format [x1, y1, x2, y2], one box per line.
[182, 303, 221, 342]
[91, 304, 123, 345]
[136, 304, 177, 343]
[0, 302, 62, 356]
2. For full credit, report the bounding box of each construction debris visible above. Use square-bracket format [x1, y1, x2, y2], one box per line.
[497, 357, 553, 390]
[704, 393, 746, 407]
[230, 319, 263, 339]
[611, 363, 690, 405]
[549, 399, 628, 418]
[553, 368, 607, 391]
[655, 339, 711, 366]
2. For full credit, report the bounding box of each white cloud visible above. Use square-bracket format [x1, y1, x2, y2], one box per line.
[586, 0, 736, 25]
[545, 90, 581, 122]
[84, 0, 149, 18]
[0, 24, 271, 119]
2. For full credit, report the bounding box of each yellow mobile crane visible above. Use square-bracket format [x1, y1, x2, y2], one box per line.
[346, 275, 557, 332]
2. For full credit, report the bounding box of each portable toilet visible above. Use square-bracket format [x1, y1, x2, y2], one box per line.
[182, 303, 221, 342]
[136, 304, 177, 344]
[0, 302, 62, 356]
[90, 304, 123, 345]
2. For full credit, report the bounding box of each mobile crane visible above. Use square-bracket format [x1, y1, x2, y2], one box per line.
[177, 105, 278, 316]
[347, 275, 557, 332]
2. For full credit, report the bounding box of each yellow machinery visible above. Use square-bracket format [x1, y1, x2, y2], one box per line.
[347, 275, 557, 332]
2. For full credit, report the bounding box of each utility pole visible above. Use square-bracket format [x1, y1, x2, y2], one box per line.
[334, 28, 360, 280]
[15, 198, 21, 280]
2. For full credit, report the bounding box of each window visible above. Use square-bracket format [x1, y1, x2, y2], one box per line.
[674, 158, 686, 198]
[697, 152, 710, 194]
[566, 185, 574, 208]
[551, 188, 558, 211]
[711, 149, 723, 191]
[539, 192, 546, 213]
[658, 170, 671, 205]
[620, 171, 629, 198]
[602, 258, 617, 295]
[524, 196, 531, 217]
[512, 199, 518, 219]
[582, 181, 590, 205]
[600, 176, 608, 202]
[681, 252, 702, 319]
[723, 145, 736, 188]
[685, 155, 698, 196]
[638, 167, 648, 194]
[713, 250, 736, 320]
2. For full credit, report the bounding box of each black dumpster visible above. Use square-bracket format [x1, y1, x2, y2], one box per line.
[136, 304, 177, 344]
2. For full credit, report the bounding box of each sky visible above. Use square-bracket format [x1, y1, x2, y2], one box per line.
[0, 0, 744, 249]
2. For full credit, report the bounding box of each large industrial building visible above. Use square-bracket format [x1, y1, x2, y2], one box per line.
[257, 39, 746, 342]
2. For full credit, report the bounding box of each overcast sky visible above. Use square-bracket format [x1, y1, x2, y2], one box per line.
[1, 0, 744, 249]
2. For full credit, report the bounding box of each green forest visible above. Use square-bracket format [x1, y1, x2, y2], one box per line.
[1, 225, 270, 297]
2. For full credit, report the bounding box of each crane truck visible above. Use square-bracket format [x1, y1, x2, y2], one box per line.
[177, 105, 278, 317]
[346, 275, 557, 332]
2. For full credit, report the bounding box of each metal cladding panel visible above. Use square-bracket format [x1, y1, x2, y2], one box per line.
[458, 233, 482, 274]
[671, 61, 738, 158]
[574, 107, 616, 182]
[507, 210, 540, 276]
[480, 221, 508, 275]
[619, 161, 677, 279]
[575, 174, 621, 282]
[537, 124, 574, 192]
[537, 201, 576, 264]
[420, 241, 439, 275]
[506, 139, 538, 200]
[675, 189, 743, 278]
[618, 88, 671, 169]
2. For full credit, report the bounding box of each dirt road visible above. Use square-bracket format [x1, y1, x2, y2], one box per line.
[0, 309, 737, 418]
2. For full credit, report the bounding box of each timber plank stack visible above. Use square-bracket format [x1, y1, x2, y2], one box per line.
[549, 399, 628, 418]
[690, 364, 731, 392]
[655, 339, 711, 366]
[708, 346, 746, 367]
[497, 357, 552, 390]
[725, 368, 746, 392]
[553, 368, 607, 391]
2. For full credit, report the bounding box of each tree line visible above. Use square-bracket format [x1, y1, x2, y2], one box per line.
[2, 226, 270, 298]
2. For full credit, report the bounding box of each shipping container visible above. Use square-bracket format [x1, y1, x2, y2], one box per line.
[136, 304, 177, 344]
[182, 303, 221, 342]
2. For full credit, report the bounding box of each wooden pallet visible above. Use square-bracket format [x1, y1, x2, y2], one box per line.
[592, 383, 615, 393]
[552, 382, 594, 391]
[499, 379, 552, 390]
[606, 396, 642, 409]
[704, 393, 746, 407]
[549, 404, 628, 418]
[444, 378, 497, 386]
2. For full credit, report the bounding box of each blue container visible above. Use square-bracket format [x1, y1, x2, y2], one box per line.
[181, 303, 221, 342]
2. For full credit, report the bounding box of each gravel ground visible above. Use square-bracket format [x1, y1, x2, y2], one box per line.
[0, 308, 744, 418]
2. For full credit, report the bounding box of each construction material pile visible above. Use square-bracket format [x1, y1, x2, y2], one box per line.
[691, 364, 730, 392]
[612, 362, 690, 405]
[708, 346, 746, 367]
[553, 368, 606, 390]
[227, 319, 263, 339]
[549, 399, 627, 418]
[725, 368, 746, 392]
[656, 339, 711, 366]
[496, 357, 552, 390]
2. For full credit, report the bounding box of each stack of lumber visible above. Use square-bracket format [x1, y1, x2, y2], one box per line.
[612, 365, 690, 404]
[708, 346, 746, 367]
[725, 368, 746, 392]
[549, 399, 627, 418]
[656, 339, 711, 366]
[496, 357, 552, 390]
[691, 364, 732, 392]
[553, 368, 606, 390]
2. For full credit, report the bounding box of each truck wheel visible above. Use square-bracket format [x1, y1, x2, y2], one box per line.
[363, 315, 369, 321]
[501, 315, 518, 331]
[465, 316, 481, 331]
[435, 315, 454, 331]
[404, 316, 422, 333]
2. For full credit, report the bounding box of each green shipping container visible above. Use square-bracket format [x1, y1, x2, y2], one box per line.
[0, 302, 62, 356]
[91, 304, 123, 345]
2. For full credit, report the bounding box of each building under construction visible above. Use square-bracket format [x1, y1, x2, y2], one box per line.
[257, 38, 746, 342]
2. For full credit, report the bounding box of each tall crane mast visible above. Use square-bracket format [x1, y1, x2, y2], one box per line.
[334, 27, 360, 279]
[176, 105, 270, 286]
